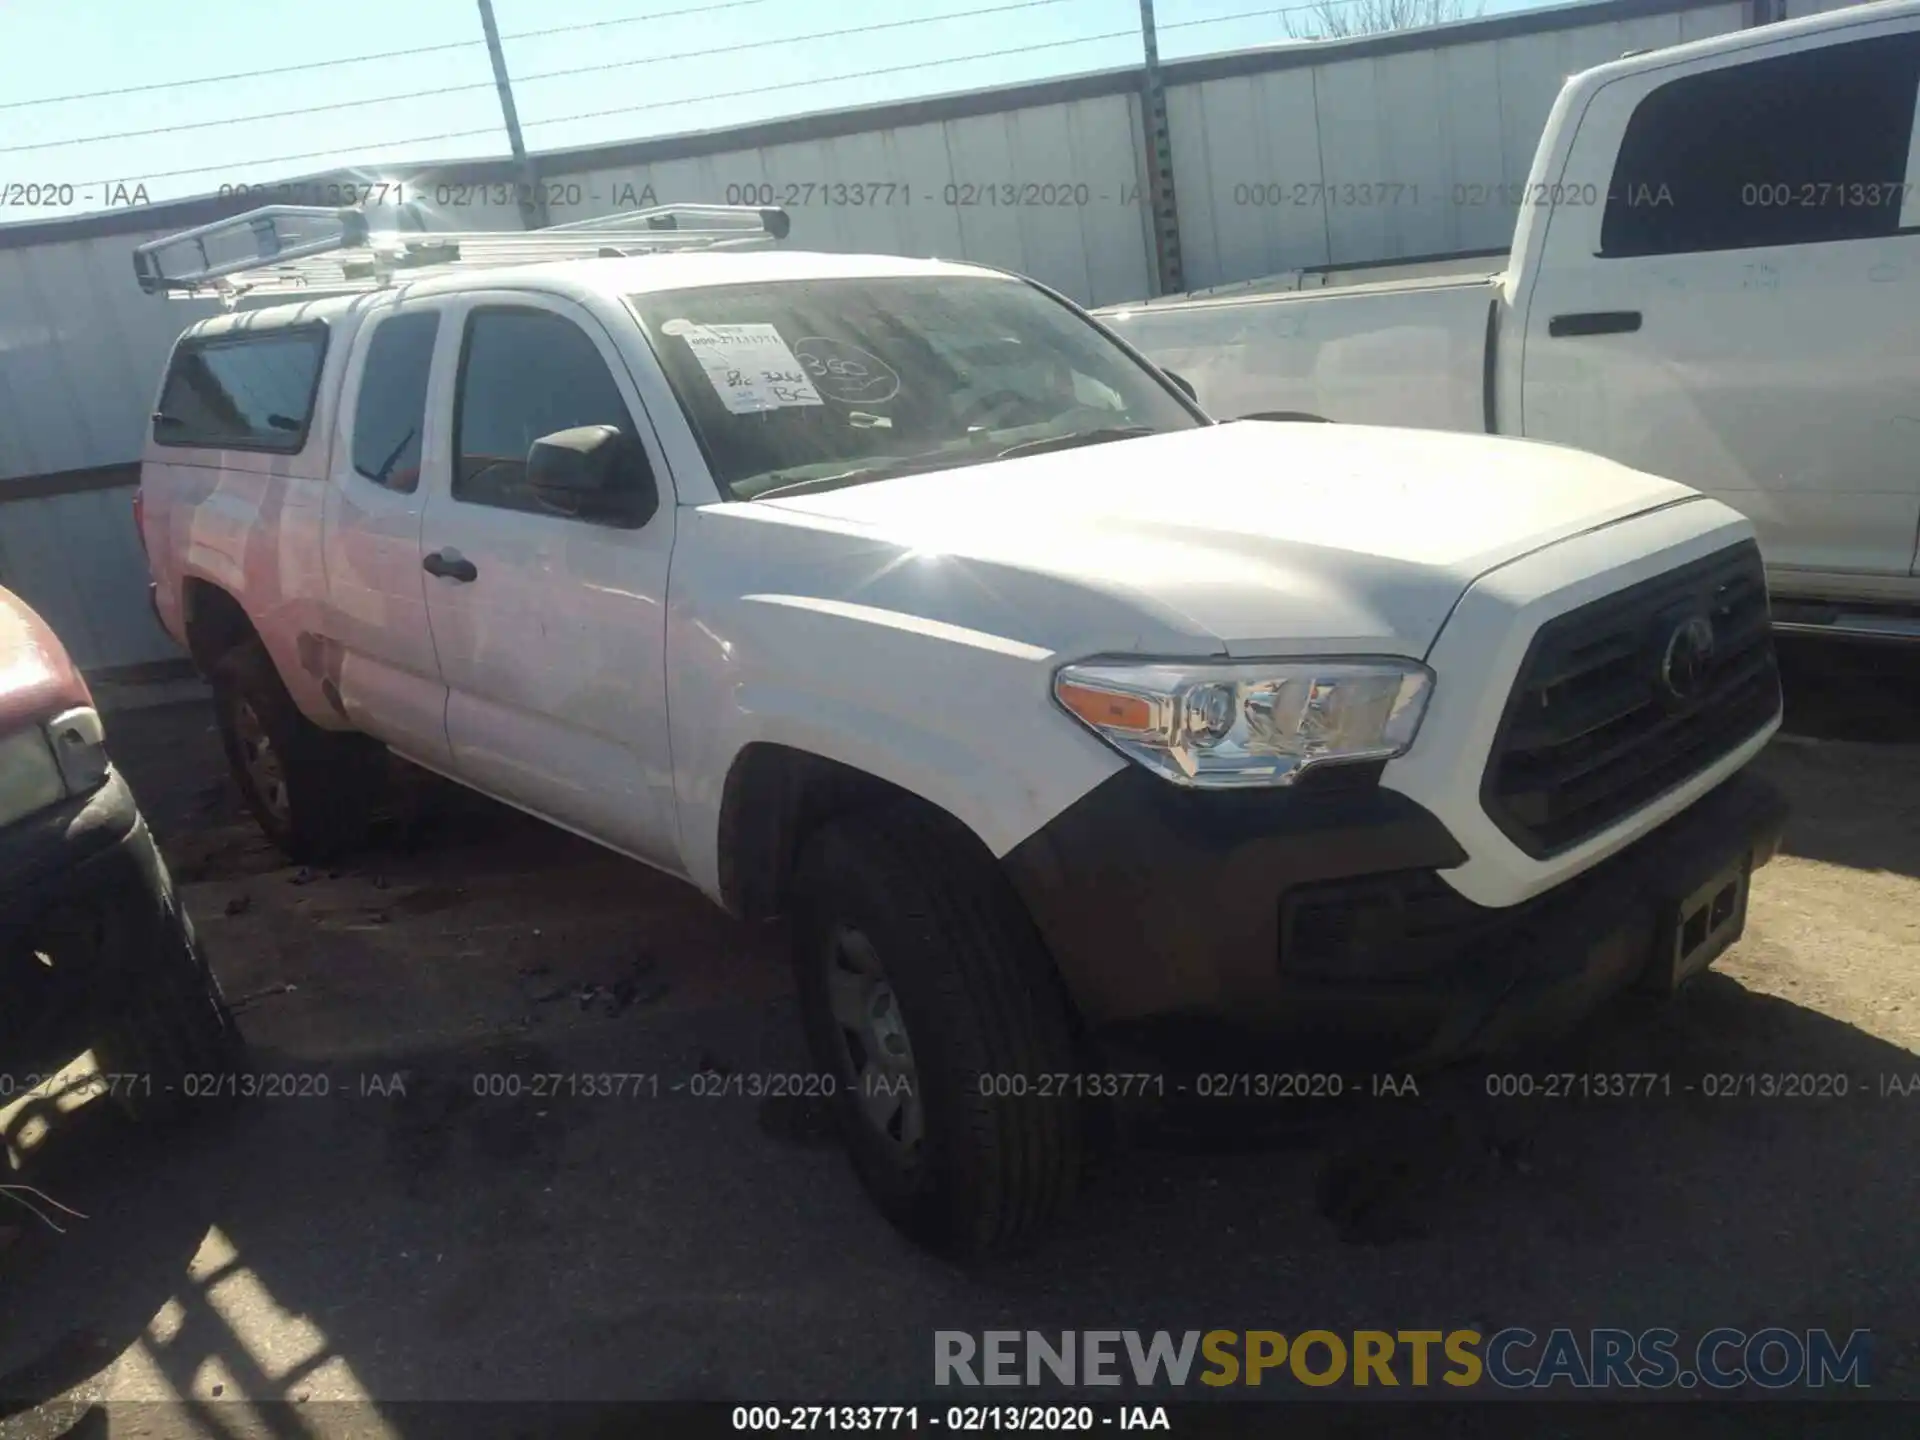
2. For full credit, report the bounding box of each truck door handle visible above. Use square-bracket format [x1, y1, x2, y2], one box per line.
[422, 549, 478, 583]
[1549, 310, 1642, 337]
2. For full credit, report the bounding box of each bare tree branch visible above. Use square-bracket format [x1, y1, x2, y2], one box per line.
[1284, 0, 1486, 40]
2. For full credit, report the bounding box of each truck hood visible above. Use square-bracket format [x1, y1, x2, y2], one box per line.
[0, 585, 91, 733]
[756, 422, 1695, 657]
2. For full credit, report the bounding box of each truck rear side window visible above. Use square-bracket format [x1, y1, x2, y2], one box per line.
[152, 326, 327, 452]
[1601, 32, 1920, 258]
[351, 312, 440, 493]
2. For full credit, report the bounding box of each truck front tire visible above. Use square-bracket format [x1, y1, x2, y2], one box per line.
[210, 639, 378, 863]
[791, 803, 1084, 1260]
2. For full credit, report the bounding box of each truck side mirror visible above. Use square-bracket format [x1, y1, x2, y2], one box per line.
[527, 424, 659, 527]
[1163, 370, 1198, 402]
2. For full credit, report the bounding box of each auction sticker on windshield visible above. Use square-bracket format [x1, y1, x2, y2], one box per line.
[664, 320, 823, 414]
[793, 337, 901, 405]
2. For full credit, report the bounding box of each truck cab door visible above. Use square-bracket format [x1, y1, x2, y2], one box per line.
[321, 298, 454, 770]
[414, 292, 684, 873]
[1518, 21, 1920, 581]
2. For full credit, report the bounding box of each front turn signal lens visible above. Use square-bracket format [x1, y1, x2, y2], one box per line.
[1056, 679, 1156, 734]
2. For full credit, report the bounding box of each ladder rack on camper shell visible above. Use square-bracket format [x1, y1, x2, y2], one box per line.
[132, 202, 792, 306]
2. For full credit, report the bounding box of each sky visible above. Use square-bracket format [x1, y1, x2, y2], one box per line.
[2, 0, 1543, 222]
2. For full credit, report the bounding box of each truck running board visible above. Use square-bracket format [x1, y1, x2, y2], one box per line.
[1771, 601, 1920, 643]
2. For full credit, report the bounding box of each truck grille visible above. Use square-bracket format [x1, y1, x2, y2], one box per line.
[1481, 541, 1779, 858]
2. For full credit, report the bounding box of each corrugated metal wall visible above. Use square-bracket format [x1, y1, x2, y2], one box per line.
[0, 230, 225, 671]
[0, 484, 169, 670]
[1166, 3, 1750, 288]
[1787, 0, 1872, 15]
[0, 231, 225, 479]
[545, 93, 1160, 309]
[0, 0, 1799, 670]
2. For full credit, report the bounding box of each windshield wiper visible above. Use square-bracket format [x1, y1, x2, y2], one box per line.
[749, 452, 976, 501]
[995, 425, 1155, 461]
[748, 427, 1158, 501]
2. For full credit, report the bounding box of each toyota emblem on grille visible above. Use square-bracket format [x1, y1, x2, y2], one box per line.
[1660, 613, 1717, 704]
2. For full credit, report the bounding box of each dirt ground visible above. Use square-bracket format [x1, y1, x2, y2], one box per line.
[0, 637, 1916, 1434]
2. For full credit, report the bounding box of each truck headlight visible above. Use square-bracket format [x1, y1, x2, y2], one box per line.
[46, 708, 110, 795]
[0, 728, 69, 828]
[0, 708, 110, 830]
[1054, 658, 1433, 789]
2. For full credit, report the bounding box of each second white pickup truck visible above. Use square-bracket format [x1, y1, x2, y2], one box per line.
[133, 203, 1785, 1257]
[1103, 0, 1920, 641]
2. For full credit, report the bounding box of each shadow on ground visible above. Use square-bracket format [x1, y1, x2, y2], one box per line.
[1761, 639, 1920, 878]
[1774, 636, 1920, 747]
[1, 965, 1914, 1426]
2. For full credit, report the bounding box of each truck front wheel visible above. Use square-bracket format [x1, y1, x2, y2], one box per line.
[790, 803, 1083, 1259]
[210, 638, 378, 863]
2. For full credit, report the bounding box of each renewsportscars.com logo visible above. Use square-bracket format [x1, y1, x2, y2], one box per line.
[934, 1328, 1873, 1391]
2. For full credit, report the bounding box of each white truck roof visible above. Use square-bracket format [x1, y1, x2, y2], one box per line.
[408, 247, 998, 300]
[1563, 0, 1920, 98]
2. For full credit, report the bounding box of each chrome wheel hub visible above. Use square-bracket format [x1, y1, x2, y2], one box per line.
[233, 700, 290, 822]
[824, 924, 924, 1161]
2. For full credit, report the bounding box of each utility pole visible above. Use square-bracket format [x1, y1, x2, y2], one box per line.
[1138, 0, 1184, 296]
[477, 0, 549, 229]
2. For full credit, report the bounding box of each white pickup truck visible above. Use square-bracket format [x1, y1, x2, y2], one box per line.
[134, 203, 1785, 1257]
[1103, 0, 1920, 642]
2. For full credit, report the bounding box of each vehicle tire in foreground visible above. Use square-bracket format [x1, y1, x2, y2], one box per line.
[93, 911, 247, 1125]
[210, 638, 378, 862]
[791, 802, 1083, 1259]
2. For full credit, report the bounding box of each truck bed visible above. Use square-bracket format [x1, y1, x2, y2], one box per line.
[1112, 250, 1508, 307]
[1098, 266, 1504, 434]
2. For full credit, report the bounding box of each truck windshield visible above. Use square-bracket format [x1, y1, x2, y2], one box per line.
[627, 275, 1203, 501]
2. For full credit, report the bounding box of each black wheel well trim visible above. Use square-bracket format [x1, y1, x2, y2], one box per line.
[720, 742, 1093, 1051]
[715, 743, 1067, 931]
[180, 578, 261, 675]
[716, 742, 957, 922]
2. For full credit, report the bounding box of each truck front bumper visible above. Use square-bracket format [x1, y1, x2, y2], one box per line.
[1002, 765, 1787, 1072]
[0, 771, 197, 1078]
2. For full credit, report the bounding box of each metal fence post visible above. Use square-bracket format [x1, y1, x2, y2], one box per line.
[1139, 0, 1186, 297]
[478, 0, 550, 229]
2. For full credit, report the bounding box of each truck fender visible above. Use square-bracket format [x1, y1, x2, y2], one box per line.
[670, 602, 1124, 911]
